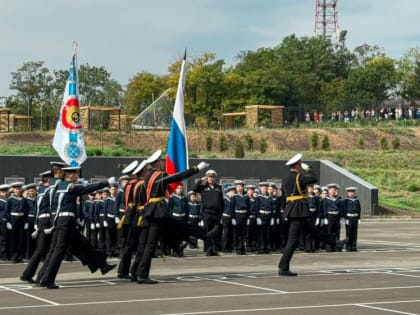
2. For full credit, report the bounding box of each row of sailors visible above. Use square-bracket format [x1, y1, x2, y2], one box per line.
[0, 169, 361, 264]
[167, 181, 361, 225]
[167, 180, 361, 254]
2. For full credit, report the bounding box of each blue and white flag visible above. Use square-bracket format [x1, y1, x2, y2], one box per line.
[52, 43, 87, 166]
[166, 50, 188, 194]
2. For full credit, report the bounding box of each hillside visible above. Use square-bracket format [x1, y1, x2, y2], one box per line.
[1, 127, 419, 154]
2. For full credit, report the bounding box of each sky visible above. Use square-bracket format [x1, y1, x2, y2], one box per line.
[1, 0, 420, 100]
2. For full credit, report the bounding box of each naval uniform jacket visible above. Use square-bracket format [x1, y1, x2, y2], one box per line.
[343, 197, 361, 224]
[5, 195, 29, 227]
[256, 194, 273, 223]
[282, 169, 318, 220]
[51, 181, 108, 228]
[231, 193, 250, 220]
[143, 167, 200, 224]
[168, 194, 188, 219]
[193, 181, 224, 220]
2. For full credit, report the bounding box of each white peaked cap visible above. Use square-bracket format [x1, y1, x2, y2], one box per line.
[0, 184, 11, 190]
[122, 160, 139, 174]
[132, 160, 148, 175]
[62, 166, 81, 172]
[146, 149, 162, 164]
[285, 153, 302, 166]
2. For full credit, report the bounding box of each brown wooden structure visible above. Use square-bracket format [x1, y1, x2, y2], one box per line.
[0, 108, 33, 132]
[80, 106, 136, 131]
[223, 105, 285, 129]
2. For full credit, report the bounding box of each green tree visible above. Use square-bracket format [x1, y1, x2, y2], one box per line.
[340, 56, 398, 108]
[8, 61, 53, 129]
[124, 71, 168, 115]
[398, 47, 420, 100]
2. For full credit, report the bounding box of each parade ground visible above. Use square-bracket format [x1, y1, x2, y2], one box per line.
[1, 219, 420, 315]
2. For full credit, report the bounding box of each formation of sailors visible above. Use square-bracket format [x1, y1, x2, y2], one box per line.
[0, 152, 362, 286]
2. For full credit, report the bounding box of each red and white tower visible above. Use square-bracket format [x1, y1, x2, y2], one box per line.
[314, 0, 340, 41]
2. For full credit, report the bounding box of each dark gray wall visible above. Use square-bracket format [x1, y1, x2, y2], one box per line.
[0, 155, 378, 215]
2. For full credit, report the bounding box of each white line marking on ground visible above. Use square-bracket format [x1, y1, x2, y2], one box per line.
[0, 284, 59, 306]
[161, 299, 420, 315]
[356, 303, 418, 315]
[383, 272, 420, 279]
[210, 278, 287, 293]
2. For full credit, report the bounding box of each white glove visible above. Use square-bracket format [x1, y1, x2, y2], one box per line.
[76, 218, 84, 227]
[231, 218, 237, 226]
[256, 217, 262, 225]
[90, 223, 95, 230]
[24, 223, 29, 230]
[340, 218, 345, 225]
[6, 222, 12, 230]
[270, 218, 275, 226]
[34, 224, 38, 231]
[276, 218, 280, 224]
[107, 176, 118, 186]
[95, 223, 100, 228]
[345, 219, 349, 225]
[247, 219, 250, 226]
[358, 219, 361, 224]
[103, 220, 108, 228]
[198, 220, 204, 227]
[301, 163, 310, 171]
[196, 161, 210, 171]
[115, 217, 120, 224]
[315, 218, 320, 226]
[324, 218, 329, 225]
[31, 229, 38, 239]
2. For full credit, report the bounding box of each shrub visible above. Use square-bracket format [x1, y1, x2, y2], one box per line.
[112, 134, 124, 146]
[219, 134, 228, 152]
[310, 132, 318, 150]
[380, 137, 388, 150]
[244, 134, 254, 150]
[392, 137, 400, 150]
[357, 136, 364, 149]
[259, 137, 268, 153]
[321, 134, 330, 150]
[205, 134, 213, 151]
[234, 139, 245, 158]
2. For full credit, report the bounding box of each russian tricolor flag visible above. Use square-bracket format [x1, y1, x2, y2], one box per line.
[166, 50, 188, 194]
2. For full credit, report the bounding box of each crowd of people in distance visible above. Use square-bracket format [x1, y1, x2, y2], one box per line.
[304, 105, 420, 124]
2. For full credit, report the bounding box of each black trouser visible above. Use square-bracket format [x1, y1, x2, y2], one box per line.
[326, 214, 340, 251]
[187, 217, 200, 248]
[118, 225, 139, 276]
[234, 214, 247, 253]
[246, 217, 257, 251]
[40, 219, 107, 284]
[278, 218, 336, 272]
[221, 216, 233, 252]
[0, 221, 10, 260]
[257, 217, 271, 253]
[10, 219, 25, 261]
[136, 222, 160, 279]
[25, 217, 36, 259]
[346, 218, 359, 250]
[130, 227, 148, 277]
[21, 221, 52, 279]
[203, 212, 220, 255]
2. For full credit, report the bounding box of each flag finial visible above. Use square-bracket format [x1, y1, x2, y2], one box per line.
[73, 41, 78, 53]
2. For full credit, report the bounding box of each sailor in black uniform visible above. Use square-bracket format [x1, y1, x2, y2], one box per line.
[278, 154, 345, 276]
[135, 150, 210, 284]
